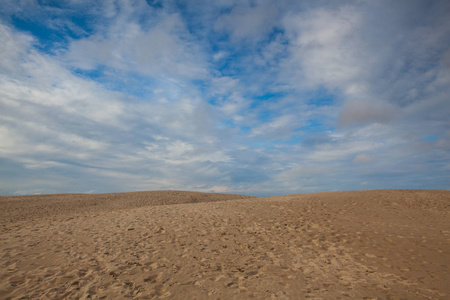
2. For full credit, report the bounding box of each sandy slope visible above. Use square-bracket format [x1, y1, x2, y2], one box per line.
[0, 191, 254, 225]
[0, 190, 449, 299]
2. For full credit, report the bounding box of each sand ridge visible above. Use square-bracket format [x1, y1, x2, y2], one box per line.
[0, 191, 254, 225]
[0, 189, 449, 299]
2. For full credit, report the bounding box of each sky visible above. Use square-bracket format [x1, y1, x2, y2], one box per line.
[0, 0, 449, 196]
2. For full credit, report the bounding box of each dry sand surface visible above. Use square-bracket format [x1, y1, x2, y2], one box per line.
[0, 190, 449, 299]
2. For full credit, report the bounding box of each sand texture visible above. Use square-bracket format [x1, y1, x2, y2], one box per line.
[0, 190, 449, 299]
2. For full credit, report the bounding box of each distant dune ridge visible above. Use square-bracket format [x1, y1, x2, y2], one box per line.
[0, 190, 449, 299]
[0, 191, 254, 225]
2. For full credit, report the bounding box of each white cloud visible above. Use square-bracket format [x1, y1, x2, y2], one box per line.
[0, 23, 34, 73]
[250, 114, 300, 140]
[281, 5, 367, 91]
[306, 140, 382, 163]
[338, 99, 398, 127]
[65, 11, 207, 80]
[214, 1, 279, 42]
[280, 1, 450, 112]
[353, 153, 376, 164]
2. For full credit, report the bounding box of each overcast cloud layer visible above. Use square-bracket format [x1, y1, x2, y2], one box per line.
[0, 0, 449, 196]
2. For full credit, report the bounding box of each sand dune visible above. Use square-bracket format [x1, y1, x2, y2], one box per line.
[0, 190, 449, 299]
[0, 191, 254, 225]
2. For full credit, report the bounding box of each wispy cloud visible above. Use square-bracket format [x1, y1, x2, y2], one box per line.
[0, 0, 449, 196]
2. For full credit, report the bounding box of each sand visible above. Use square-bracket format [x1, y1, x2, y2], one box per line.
[0, 190, 449, 299]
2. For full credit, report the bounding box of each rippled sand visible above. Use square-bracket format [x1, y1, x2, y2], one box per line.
[1, 190, 449, 299]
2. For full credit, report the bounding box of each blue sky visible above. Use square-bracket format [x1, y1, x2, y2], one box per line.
[0, 0, 449, 196]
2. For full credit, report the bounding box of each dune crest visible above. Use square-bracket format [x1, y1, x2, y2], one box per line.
[1, 190, 449, 299]
[0, 191, 254, 224]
